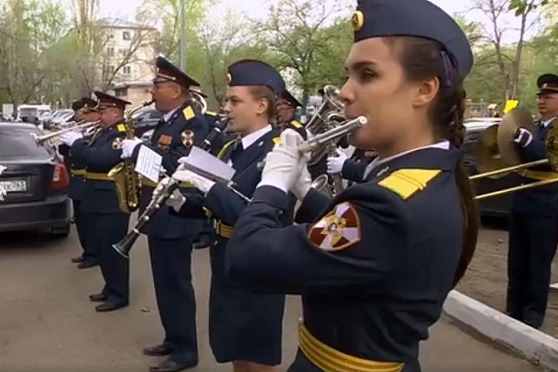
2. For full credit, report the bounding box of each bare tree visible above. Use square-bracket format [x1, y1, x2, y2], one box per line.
[472, 0, 542, 101]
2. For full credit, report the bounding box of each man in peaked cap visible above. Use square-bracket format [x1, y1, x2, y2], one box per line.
[64, 97, 100, 269]
[60, 91, 132, 312]
[120, 56, 209, 372]
[507, 72, 558, 330]
[277, 89, 302, 125]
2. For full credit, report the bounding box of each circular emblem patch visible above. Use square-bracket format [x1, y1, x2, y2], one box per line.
[181, 130, 195, 148]
[112, 137, 123, 150]
[351, 10, 364, 31]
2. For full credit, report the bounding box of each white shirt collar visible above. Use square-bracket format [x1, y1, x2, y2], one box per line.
[364, 140, 450, 179]
[541, 117, 556, 128]
[163, 106, 181, 122]
[240, 124, 272, 150]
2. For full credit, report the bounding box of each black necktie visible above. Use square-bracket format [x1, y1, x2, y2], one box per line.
[230, 139, 243, 163]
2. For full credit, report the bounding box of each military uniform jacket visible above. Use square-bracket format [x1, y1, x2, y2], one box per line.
[132, 101, 209, 238]
[71, 124, 127, 214]
[59, 143, 87, 200]
[512, 119, 558, 216]
[226, 147, 464, 368]
[174, 128, 285, 229]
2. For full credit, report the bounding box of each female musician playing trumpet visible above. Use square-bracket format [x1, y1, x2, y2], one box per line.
[225, 1, 479, 371]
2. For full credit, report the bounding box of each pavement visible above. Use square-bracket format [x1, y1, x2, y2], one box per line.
[0, 226, 544, 372]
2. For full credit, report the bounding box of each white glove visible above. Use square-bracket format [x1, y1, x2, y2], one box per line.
[60, 131, 83, 146]
[327, 150, 348, 174]
[292, 164, 312, 200]
[165, 188, 186, 212]
[172, 165, 216, 194]
[258, 129, 306, 193]
[121, 137, 142, 159]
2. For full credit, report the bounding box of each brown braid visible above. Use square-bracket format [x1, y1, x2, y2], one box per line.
[385, 36, 479, 287]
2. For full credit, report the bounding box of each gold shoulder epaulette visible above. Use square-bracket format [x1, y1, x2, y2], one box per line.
[183, 105, 195, 120]
[272, 136, 280, 145]
[217, 139, 236, 159]
[377, 168, 441, 200]
[290, 120, 302, 128]
[116, 124, 126, 132]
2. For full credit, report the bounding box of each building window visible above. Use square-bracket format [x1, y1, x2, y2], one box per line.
[119, 48, 128, 57]
[107, 47, 114, 56]
[123, 31, 131, 40]
[114, 88, 127, 97]
[123, 66, 131, 75]
[108, 65, 115, 73]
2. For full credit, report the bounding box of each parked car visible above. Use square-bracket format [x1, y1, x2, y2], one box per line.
[463, 118, 521, 218]
[0, 123, 71, 236]
[133, 108, 161, 138]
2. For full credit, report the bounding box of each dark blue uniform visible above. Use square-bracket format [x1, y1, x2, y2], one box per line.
[507, 118, 558, 328]
[173, 128, 286, 366]
[226, 147, 464, 372]
[59, 143, 95, 263]
[71, 124, 130, 306]
[131, 101, 209, 365]
[343, 148, 377, 185]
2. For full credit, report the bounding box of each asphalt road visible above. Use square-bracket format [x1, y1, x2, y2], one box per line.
[0, 226, 543, 372]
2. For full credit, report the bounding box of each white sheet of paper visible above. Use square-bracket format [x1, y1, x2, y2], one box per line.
[184, 146, 235, 181]
[135, 145, 163, 183]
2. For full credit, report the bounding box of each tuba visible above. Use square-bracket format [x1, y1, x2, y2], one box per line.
[190, 91, 208, 115]
[305, 85, 348, 196]
[108, 101, 152, 213]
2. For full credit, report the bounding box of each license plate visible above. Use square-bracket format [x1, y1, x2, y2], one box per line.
[0, 180, 27, 193]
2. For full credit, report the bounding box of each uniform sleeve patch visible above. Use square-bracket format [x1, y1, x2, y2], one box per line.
[116, 124, 126, 132]
[377, 168, 441, 200]
[308, 202, 361, 251]
[183, 106, 195, 120]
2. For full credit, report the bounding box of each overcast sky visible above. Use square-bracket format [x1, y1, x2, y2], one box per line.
[62, 0, 538, 44]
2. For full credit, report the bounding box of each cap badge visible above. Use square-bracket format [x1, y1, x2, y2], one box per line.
[351, 10, 364, 31]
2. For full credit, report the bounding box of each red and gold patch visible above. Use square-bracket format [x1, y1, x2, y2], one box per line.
[308, 202, 361, 251]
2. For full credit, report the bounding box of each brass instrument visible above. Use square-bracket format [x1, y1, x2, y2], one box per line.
[113, 116, 230, 259]
[108, 101, 153, 213]
[31, 120, 101, 146]
[470, 108, 558, 200]
[190, 91, 208, 115]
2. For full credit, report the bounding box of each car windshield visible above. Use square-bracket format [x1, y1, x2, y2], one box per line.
[0, 126, 52, 161]
[19, 108, 38, 117]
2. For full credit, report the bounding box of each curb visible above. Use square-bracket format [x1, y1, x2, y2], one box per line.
[443, 290, 558, 371]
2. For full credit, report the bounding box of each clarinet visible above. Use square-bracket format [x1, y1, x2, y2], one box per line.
[113, 118, 229, 259]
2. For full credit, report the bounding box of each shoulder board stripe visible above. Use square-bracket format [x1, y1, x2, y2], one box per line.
[378, 169, 441, 200]
[272, 137, 280, 145]
[290, 120, 302, 128]
[183, 106, 195, 120]
[116, 124, 126, 132]
[206, 111, 217, 116]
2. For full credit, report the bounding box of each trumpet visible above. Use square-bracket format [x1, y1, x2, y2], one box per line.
[31, 120, 101, 146]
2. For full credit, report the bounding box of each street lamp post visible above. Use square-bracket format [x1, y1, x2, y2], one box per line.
[180, 0, 186, 70]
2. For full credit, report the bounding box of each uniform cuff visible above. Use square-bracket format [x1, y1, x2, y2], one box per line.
[252, 186, 289, 210]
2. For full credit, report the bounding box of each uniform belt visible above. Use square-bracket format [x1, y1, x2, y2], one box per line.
[141, 178, 194, 188]
[214, 220, 233, 238]
[85, 171, 114, 181]
[519, 170, 558, 181]
[298, 320, 404, 372]
[71, 169, 86, 176]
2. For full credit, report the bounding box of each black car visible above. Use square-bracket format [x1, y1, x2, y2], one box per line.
[133, 108, 161, 138]
[463, 118, 521, 217]
[0, 123, 71, 236]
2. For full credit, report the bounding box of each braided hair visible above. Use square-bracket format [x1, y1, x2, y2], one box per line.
[385, 36, 479, 286]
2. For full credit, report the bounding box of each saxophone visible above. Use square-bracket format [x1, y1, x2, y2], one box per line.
[108, 100, 153, 213]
